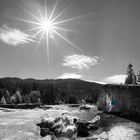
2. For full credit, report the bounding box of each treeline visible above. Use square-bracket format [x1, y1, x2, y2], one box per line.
[0, 78, 101, 105]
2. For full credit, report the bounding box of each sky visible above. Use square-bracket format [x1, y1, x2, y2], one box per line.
[0, 0, 140, 84]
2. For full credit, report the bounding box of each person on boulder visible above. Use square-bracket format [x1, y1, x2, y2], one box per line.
[108, 98, 117, 112]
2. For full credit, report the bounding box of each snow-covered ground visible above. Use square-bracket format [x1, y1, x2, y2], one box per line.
[0, 105, 140, 140]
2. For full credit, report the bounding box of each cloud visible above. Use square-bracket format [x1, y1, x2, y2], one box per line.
[103, 74, 127, 84]
[62, 54, 100, 70]
[58, 73, 82, 79]
[0, 25, 35, 46]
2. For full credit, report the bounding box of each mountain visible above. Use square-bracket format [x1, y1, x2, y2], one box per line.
[0, 77, 102, 90]
[0, 77, 103, 104]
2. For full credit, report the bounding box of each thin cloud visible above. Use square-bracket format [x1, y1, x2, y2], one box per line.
[103, 74, 127, 84]
[58, 73, 82, 79]
[0, 25, 35, 46]
[62, 54, 100, 70]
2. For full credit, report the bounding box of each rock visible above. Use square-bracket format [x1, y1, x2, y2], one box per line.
[76, 115, 101, 137]
[63, 125, 77, 138]
[37, 114, 101, 139]
[88, 115, 100, 124]
[40, 128, 50, 137]
[77, 121, 89, 137]
[41, 135, 52, 140]
[37, 115, 78, 138]
[37, 116, 55, 137]
[97, 85, 140, 115]
[79, 105, 90, 111]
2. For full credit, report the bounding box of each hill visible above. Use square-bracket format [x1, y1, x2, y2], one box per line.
[0, 77, 103, 104]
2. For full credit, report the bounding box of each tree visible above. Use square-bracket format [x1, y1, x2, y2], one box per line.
[66, 95, 77, 104]
[22, 94, 31, 104]
[1, 96, 7, 104]
[29, 90, 41, 103]
[0, 89, 10, 104]
[125, 63, 135, 85]
[4, 89, 10, 104]
[132, 74, 137, 85]
[10, 89, 22, 104]
[0, 88, 4, 100]
[137, 71, 140, 84]
[15, 90, 22, 104]
[42, 83, 55, 104]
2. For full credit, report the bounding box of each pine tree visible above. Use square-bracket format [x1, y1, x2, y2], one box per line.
[132, 74, 137, 85]
[42, 83, 55, 104]
[1, 96, 7, 104]
[137, 71, 140, 84]
[125, 63, 134, 85]
[48, 83, 55, 104]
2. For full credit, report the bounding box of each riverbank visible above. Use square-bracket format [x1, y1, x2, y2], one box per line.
[0, 105, 140, 140]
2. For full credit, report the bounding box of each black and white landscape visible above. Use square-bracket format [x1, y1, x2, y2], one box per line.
[0, 0, 140, 139]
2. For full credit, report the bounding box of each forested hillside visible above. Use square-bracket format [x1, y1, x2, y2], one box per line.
[0, 78, 102, 105]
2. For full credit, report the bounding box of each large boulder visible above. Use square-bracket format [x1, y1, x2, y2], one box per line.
[97, 84, 140, 115]
[77, 121, 89, 136]
[37, 114, 101, 138]
[77, 115, 100, 137]
[37, 115, 78, 139]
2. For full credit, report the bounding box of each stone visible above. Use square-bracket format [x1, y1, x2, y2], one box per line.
[77, 121, 89, 137]
[79, 105, 90, 111]
[97, 85, 140, 115]
[37, 114, 101, 139]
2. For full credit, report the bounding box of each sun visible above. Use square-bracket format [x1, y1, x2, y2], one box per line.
[40, 19, 54, 33]
[13, 0, 94, 64]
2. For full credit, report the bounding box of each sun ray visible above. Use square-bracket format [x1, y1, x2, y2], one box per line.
[13, 0, 93, 65]
[46, 31, 49, 65]
[51, 6, 70, 23]
[44, 0, 48, 19]
[24, 26, 42, 32]
[53, 12, 95, 25]
[49, 0, 59, 22]
[12, 17, 41, 26]
[32, 28, 45, 37]
[53, 26, 76, 33]
[31, 30, 46, 58]
[37, 8, 44, 20]
[38, 30, 46, 45]
[33, 2, 44, 19]
[17, 2, 42, 22]
[22, 7, 42, 22]
[52, 29, 84, 52]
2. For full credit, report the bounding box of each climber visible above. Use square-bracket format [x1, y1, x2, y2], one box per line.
[108, 98, 117, 112]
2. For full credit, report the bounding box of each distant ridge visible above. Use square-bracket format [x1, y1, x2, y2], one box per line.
[0, 77, 103, 94]
[0, 77, 104, 85]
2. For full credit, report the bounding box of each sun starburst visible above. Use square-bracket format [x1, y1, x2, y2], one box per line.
[13, 0, 94, 64]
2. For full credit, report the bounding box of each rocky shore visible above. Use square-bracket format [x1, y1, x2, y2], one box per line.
[0, 105, 140, 140]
